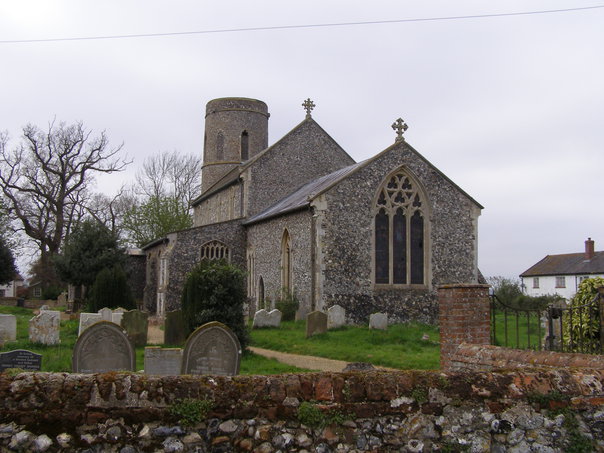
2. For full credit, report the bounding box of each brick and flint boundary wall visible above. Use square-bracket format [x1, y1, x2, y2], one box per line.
[438, 283, 491, 371]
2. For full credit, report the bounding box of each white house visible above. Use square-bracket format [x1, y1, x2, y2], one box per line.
[520, 238, 604, 300]
[0, 274, 24, 298]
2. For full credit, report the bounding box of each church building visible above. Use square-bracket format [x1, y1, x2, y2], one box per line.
[143, 97, 483, 324]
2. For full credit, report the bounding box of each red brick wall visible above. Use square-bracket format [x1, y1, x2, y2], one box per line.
[438, 284, 491, 371]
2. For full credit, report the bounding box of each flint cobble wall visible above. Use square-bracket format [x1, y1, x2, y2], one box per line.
[1, 369, 604, 452]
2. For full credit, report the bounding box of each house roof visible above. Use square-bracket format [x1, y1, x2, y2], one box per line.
[520, 251, 604, 277]
[244, 161, 366, 225]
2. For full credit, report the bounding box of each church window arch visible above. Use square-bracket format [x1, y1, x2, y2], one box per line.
[200, 240, 231, 262]
[373, 169, 428, 286]
[257, 276, 265, 309]
[281, 229, 292, 291]
[241, 130, 249, 161]
[216, 131, 224, 160]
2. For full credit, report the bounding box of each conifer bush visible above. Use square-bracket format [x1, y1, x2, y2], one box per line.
[88, 265, 136, 312]
[181, 259, 249, 350]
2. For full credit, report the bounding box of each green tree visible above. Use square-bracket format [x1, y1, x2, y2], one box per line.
[487, 276, 523, 305]
[88, 265, 135, 311]
[54, 219, 124, 297]
[181, 259, 249, 350]
[123, 196, 192, 247]
[0, 236, 16, 285]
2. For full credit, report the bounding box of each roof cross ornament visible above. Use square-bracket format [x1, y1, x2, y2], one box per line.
[302, 98, 315, 119]
[391, 118, 408, 142]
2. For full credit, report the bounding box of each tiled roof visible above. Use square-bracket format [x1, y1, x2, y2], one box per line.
[520, 251, 604, 277]
[244, 162, 365, 225]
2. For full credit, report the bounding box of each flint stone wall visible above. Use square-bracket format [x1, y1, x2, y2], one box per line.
[0, 369, 603, 452]
[318, 140, 480, 325]
[144, 220, 246, 313]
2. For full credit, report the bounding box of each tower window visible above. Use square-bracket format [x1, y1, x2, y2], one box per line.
[216, 131, 224, 160]
[373, 170, 427, 286]
[241, 131, 249, 161]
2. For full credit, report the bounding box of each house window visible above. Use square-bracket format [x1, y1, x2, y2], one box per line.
[281, 229, 292, 291]
[241, 131, 249, 161]
[200, 240, 230, 261]
[373, 170, 426, 285]
[0, 289, 5, 297]
[33, 287, 42, 298]
[555, 276, 566, 288]
[533, 277, 539, 289]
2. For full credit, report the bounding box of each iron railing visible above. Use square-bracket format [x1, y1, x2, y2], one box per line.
[490, 294, 543, 350]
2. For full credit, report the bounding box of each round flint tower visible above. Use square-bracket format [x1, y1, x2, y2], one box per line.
[201, 97, 269, 194]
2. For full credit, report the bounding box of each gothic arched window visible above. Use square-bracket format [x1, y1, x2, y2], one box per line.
[373, 170, 427, 286]
[281, 229, 292, 291]
[200, 240, 230, 262]
[241, 131, 249, 161]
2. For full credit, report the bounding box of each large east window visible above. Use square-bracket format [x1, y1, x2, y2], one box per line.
[374, 170, 427, 286]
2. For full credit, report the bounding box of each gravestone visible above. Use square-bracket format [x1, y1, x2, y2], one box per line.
[29, 310, 60, 345]
[181, 322, 241, 376]
[122, 310, 149, 347]
[165, 310, 187, 345]
[327, 305, 346, 329]
[78, 313, 102, 336]
[72, 321, 135, 373]
[57, 292, 67, 306]
[0, 314, 17, 341]
[252, 309, 282, 328]
[98, 307, 113, 322]
[112, 312, 124, 326]
[369, 312, 388, 330]
[0, 350, 42, 371]
[306, 311, 328, 338]
[144, 347, 182, 375]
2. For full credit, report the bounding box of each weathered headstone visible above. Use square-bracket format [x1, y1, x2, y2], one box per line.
[0, 349, 42, 371]
[57, 292, 67, 306]
[0, 314, 17, 341]
[98, 307, 113, 322]
[112, 312, 124, 326]
[306, 311, 328, 338]
[39, 305, 50, 312]
[369, 312, 388, 330]
[181, 321, 241, 376]
[144, 347, 182, 375]
[72, 321, 135, 373]
[252, 309, 282, 328]
[327, 305, 346, 329]
[122, 310, 149, 347]
[165, 310, 187, 346]
[78, 313, 102, 336]
[29, 310, 61, 345]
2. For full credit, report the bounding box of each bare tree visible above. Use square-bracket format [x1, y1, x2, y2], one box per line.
[134, 150, 201, 212]
[0, 121, 130, 273]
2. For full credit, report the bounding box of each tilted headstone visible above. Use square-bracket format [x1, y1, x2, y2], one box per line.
[0, 314, 17, 341]
[121, 309, 149, 347]
[327, 305, 346, 329]
[78, 313, 102, 336]
[29, 310, 60, 345]
[0, 350, 42, 371]
[144, 347, 182, 375]
[252, 309, 282, 328]
[181, 321, 241, 376]
[306, 311, 328, 338]
[369, 312, 388, 330]
[98, 307, 113, 322]
[165, 310, 187, 346]
[72, 321, 135, 373]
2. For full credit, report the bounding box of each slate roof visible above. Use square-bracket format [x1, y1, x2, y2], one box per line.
[520, 251, 604, 277]
[244, 161, 365, 225]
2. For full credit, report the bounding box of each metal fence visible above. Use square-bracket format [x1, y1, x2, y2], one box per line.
[490, 290, 604, 354]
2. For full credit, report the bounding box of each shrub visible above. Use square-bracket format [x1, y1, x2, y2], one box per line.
[181, 259, 249, 350]
[88, 265, 135, 312]
[169, 398, 213, 426]
[275, 288, 299, 321]
[563, 277, 604, 351]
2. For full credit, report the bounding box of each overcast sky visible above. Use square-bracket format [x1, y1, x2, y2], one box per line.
[1, 0, 603, 279]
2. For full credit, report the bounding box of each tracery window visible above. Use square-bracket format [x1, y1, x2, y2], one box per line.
[200, 240, 230, 262]
[373, 170, 426, 286]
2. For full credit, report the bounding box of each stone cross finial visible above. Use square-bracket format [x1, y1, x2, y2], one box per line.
[391, 118, 408, 142]
[302, 98, 315, 118]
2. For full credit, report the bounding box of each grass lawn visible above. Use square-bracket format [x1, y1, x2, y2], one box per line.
[0, 306, 310, 374]
[250, 320, 440, 370]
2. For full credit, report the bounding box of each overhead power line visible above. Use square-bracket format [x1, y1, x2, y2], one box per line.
[1, 4, 603, 44]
